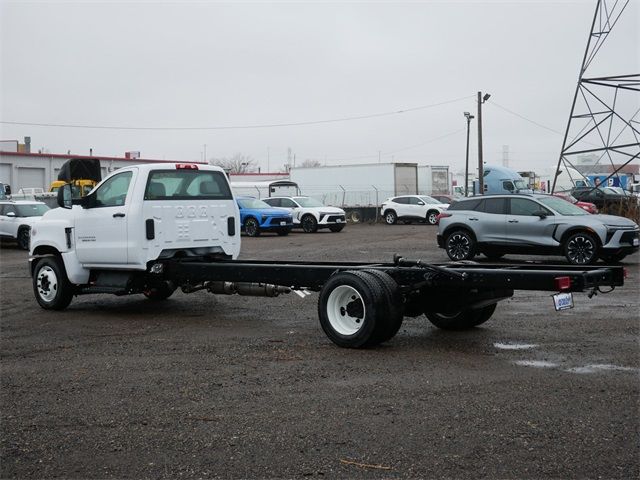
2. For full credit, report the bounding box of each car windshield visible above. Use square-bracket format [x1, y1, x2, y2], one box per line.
[238, 198, 271, 209]
[294, 197, 324, 207]
[539, 197, 588, 216]
[15, 204, 49, 217]
[419, 196, 441, 204]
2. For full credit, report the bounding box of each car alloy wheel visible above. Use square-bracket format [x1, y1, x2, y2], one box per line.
[446, 232, 474, 261]
[566, 233, 596, 265]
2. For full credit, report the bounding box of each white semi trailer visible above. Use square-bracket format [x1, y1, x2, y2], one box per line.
[290, 163, 419, 222]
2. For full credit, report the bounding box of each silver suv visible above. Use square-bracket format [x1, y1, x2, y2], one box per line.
[437, 194, 639, 264]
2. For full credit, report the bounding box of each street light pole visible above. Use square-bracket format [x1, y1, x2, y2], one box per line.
[477, 91, 491, 195]
[464, 112, 474, 197]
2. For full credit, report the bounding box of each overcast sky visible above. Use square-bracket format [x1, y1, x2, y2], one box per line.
[1, 0, 638, 173]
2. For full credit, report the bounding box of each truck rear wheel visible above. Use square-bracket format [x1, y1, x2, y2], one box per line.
[362, 269, 404, 343]
[426, 303, 497, 330]
[318, 271, 389, 348]
[33, 256, 74, 310]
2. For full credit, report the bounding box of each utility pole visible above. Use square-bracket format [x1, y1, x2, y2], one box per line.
[477, 91, 491, 195]
[203, 144, 207, 163]
[464, 112, 474, 197]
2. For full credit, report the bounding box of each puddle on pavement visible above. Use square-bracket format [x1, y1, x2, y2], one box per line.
[494, 342, 538, 350]
[514, 360, 559, 368]
[565, 364, 638, 374]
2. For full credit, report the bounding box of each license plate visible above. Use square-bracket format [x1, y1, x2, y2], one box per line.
[552, 292, 574, 311]
[280, 221, 286, 226]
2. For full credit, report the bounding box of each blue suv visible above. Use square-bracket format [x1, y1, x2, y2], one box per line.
[237, 197, 293, 237]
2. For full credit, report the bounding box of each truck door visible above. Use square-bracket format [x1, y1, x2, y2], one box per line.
[506, 198, 555, 246]
[75, 170, 135, 265]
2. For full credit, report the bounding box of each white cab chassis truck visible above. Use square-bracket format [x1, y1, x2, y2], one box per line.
[30, 163, 625, 348]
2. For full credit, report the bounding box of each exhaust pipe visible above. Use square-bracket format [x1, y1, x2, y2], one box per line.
[207, 281, 290, 297]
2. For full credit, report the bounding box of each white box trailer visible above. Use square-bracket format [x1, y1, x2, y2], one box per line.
[290, 163, 418, 222]
[417, 165, 451, 196]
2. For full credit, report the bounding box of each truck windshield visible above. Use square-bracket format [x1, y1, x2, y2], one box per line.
[294, 197, 324, 207]
[538, 197, 588, 216]
[238, 198, 271, 209]
[145, 170, 232, 200]
[15, 204, 49, 217]
[419, 196, 441, 204]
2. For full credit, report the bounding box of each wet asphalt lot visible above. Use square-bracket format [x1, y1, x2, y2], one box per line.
[1, 223, 639, 479]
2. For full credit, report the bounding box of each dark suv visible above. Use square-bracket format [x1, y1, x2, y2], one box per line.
[437, 194, 639, 264]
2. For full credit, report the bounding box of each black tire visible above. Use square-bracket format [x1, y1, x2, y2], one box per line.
[143, 281, 177, 300]
[329, 224, 345, 233]
[318, 270, 389, 348]
[244, 217, 260, 237]
[564, 231, 598, 265]
[349, 210, 362, 223]
[276, 228, 291, 236]
[445, 230, 476, 261]
[426, 304, 497, 330]
[32, 256, 74, 310]
[384, 210, 397, 225]
[426, 210, 439, 225]
[301, 214, 318, 233]
[600, 252, 626, 263]
[361, 269, 404, 343]
[17, 227, 30, 250]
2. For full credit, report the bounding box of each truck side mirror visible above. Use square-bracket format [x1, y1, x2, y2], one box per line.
[57, 184, 73, 209]
[4, 185, 11, 195]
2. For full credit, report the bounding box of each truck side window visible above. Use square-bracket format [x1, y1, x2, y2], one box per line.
[95, 171, 133, 208]
[503, 181, 515, 192]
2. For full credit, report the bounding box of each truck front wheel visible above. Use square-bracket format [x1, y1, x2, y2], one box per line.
[426, 304, 497, 330]
[33, 256, 74, 310]
[318, 271, 389, 348]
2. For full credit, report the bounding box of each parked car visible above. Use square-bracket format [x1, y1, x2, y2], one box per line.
[431, 194, 457, 205]
[262, 196, 346, 233]
[571, 186, 635, 209]
[236, 196, 293, 237]
[381, 195, 449, 225]
[552, 192, 598, 214]
[437, 194, 639, 264]
[0, 200, 50, 250]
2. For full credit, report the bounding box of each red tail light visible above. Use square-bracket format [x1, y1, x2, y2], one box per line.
[554, 276, 571, 291]
[623, 268, 628, 279]
[435, 213, 452, 224]
[176, 163, 199, 169]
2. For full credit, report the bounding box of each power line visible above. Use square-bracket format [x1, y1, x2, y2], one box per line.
[0, 95, 473, 131]
[487, 101, 564, 135]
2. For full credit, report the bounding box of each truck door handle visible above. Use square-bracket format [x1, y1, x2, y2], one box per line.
[508, 219, 519, 223]
[113, 213, 126, 218]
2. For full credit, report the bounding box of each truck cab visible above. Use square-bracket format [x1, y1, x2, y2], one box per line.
[478, 165, 532, 195]
[30, 163, 240, 307]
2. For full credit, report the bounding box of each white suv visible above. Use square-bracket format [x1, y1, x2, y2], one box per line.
[263, 196, 346, 233]
[381, 195, 449, 225]
[0, 200, 50, 250]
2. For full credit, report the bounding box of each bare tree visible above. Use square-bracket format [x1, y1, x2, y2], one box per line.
[210, 153, 258, 173]
[300, 159, 322, 168]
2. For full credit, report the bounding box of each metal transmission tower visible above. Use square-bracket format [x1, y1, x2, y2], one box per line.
[552, 0, 639, 193]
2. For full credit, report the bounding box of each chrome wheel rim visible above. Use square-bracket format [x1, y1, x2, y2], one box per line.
[37, 266, 58, 302]
[326, 285, 365, 335]
[428, 213, 438, 225]
[385, 213, 395, 224]
[447, 234, 471, 260]
[567, 235, 595, 264]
